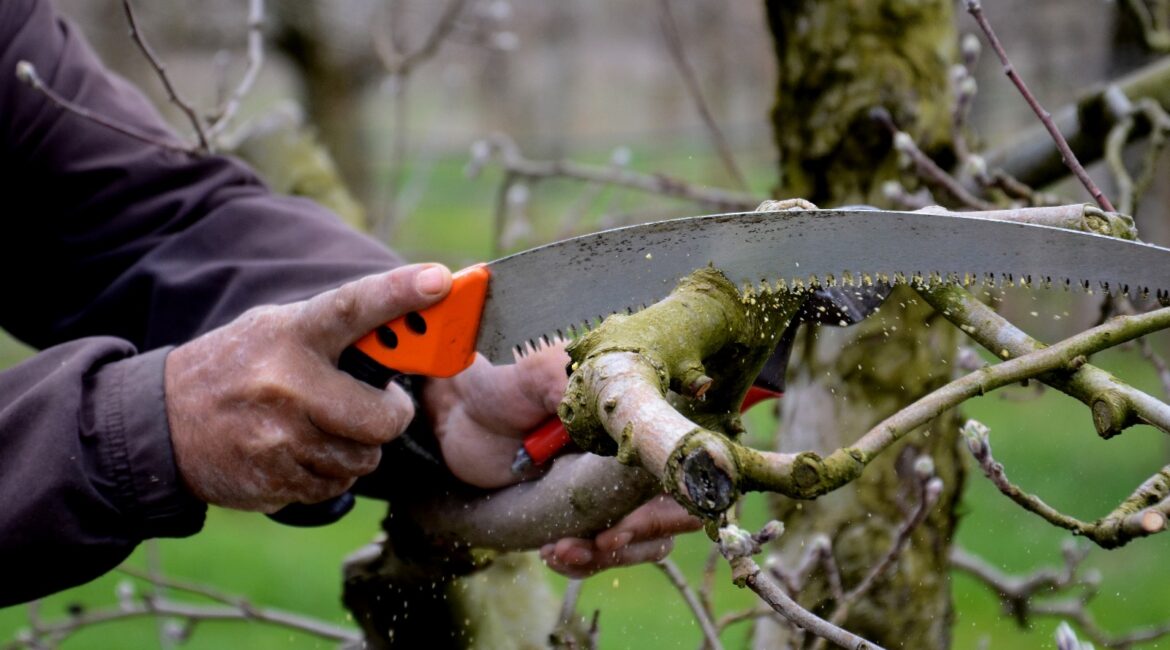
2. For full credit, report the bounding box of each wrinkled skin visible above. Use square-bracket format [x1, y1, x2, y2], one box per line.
[165, 263, 698, 576]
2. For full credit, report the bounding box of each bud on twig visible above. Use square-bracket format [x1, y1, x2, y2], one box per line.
[960, 419, 991, 458]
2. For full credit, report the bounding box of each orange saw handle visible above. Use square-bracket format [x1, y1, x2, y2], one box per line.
[268, 265, 492, 527]
[511, 385, 784, 474]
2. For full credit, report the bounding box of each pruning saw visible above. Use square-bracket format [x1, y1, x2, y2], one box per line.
[270, 205, 1170, 526]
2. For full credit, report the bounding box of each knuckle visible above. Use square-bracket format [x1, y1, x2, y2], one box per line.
[247, 366, 297, 403]
[327, 283, 362, 327]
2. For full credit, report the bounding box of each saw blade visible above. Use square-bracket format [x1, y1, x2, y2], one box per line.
[475, 208, 1170, 363]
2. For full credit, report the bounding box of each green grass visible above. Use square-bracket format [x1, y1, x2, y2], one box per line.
[3, 150, 1170, 648]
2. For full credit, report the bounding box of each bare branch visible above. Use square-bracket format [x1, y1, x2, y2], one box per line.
[818, 468, 944, 641]
[655, 558, 725, 650]
[872, 107, 995, 210]
[965, 0, 1114, 211]
[961, 420, 1170, 548]
[466, 134, 764, 213]
[374, 0, 470, 77]
[953, 543, 1170, 648]
[656, 0, 749, 191]
[1103, 88, 1170, 217]
[1125, 0, 1170, 52]
[5, 567, 360, 648]
[205, 0, 265, 140]
[979, 56, 1170, 192]
[122, 0, 211, 152]
[718, 524, 884, 650]
[14, 61, 192, 154]
[918, 283, 1168, 437]
[403, 453, 661, 550]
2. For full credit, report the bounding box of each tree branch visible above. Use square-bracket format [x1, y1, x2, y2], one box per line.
[205, 0, 265, 140]
[718, 524, 884, 650]
[4, 567, 359, 649]
[918, 283, 1169, 437]
[965, 0, 1115, 211]
[656, 0, 749, 191]
[961, 420, 1170, 548]
[402, 453, 661, 550]
[122, 0, 211, 152]
[953, 542, 1170, 647]
[15, 62, 192, 154]
[655, 558, 725, 650]
[466, 134, 764, 213]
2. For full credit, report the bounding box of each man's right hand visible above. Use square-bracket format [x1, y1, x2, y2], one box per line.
[164, 264, 453, 512]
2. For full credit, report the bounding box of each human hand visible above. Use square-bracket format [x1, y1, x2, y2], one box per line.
[423, 345, 568, 488]
[165, 263, 453, 512]
[539, 495, 703, 578]
[425, 346, 702, 575]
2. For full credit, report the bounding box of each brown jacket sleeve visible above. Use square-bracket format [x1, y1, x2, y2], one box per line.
[0, 0, 401, 605]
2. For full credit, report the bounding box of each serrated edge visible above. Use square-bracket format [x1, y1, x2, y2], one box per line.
[506, 271, 1170, 359]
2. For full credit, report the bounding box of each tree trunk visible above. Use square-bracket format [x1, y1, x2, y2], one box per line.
[755, 2, 964, 647]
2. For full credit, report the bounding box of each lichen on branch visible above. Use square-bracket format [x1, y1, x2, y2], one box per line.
[559, 266, 803, 517]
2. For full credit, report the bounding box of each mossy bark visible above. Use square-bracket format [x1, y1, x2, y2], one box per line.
[757, 2, 964, 647]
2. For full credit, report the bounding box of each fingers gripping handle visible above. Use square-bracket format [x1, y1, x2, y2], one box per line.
[267, 266, 491, 527]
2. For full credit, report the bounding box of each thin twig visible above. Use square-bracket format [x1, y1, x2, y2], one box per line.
[872, 107, 995, 210]
[698, 542, 722, 624]
[950, 543, 1091, 624]
[15, 62, 192, 154]
[961, 420, 1170, 548]
[953, 543, 1170, 648]
[655, 558, 725, 650]
[834, 476, 942, 625]
[6, 567, 360, 649]
[720, 524, 883, 650]
[656, 0, 749, 191]
[206, 0, 265, 140]
[122, 0, 211, 152]
[965, 0, 1115, 212]
[715, 606, 776, 631]
[374, 0, 470, 77]
[466, 134, 763, 212]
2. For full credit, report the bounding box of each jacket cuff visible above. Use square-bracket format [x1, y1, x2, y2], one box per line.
[91, 346, 206, 538]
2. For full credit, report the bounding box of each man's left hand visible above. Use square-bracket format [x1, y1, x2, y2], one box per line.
[422, 346, 702, 576]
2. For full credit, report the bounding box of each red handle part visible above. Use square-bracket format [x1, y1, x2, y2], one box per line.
[521, 417, 574, 466]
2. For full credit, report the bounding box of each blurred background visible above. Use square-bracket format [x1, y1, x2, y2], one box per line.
[3, 0, 1170, 647]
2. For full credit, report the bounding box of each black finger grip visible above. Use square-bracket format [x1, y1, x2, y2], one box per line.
[267, 491, 356, 527]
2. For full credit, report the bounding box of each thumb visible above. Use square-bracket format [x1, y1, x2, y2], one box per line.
[296, 263, 453, 357]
